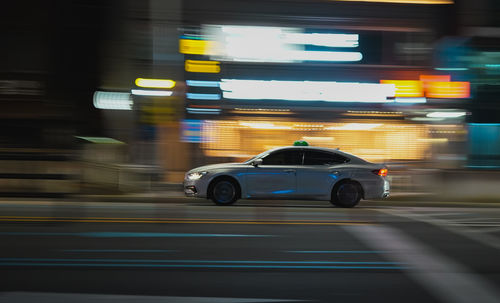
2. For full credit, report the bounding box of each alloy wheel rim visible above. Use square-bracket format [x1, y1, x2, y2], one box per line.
[337, 183, 358, 204]
[214, 181, 235, 203]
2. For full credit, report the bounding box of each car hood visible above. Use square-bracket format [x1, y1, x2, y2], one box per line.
[188, 163, 247, 173]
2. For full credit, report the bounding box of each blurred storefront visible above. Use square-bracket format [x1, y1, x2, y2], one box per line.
[93, 0, 490, 184]
[174, 0, 470, 182]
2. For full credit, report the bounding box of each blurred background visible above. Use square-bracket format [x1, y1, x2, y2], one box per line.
[2, 0, 500, 199]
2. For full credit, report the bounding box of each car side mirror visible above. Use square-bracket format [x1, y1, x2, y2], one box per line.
[252, 159, 263, 167]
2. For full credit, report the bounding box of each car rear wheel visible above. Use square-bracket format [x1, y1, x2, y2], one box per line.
[331, 181, 362, 208]
[210, 179, 238, 205]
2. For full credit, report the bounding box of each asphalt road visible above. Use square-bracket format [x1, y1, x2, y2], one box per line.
[1, 200, 500, 303]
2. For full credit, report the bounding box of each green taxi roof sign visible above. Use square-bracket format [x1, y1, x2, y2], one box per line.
[293, 140, 309, 146]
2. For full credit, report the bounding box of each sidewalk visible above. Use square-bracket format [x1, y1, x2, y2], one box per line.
[71, 189, 499, 205]
[0, 176, 500, 206]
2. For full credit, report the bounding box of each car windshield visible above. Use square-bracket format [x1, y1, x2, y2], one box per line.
[242, 150, 269, 164]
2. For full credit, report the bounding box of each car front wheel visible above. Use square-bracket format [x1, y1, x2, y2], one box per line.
[331, 181, 362, 208]
[210, 178, 238, 205]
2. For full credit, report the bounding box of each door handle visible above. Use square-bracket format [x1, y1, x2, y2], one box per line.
[330, 170, 339, 174]
[283, 169, 296, 173]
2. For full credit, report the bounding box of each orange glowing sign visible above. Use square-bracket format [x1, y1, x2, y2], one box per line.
[185, 60, 221, 73]
[380, 80, 423, 97]
[419, 75, 451, 83]
[426, 81, 470, 98]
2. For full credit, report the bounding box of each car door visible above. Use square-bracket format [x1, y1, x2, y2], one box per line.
[296, 150, 351, 199]
[245, 149, 302, 198]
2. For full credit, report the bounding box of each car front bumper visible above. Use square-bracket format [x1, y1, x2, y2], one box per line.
[183, 178, 209, 198]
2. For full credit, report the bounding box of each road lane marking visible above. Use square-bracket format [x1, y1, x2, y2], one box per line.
[0, 258, 404, 265]
[0, 232, 274, 238]
[0, 216, 362, 222]
[469, 226, 500, 233]
[63, 249, 177, 253]
[345, 224, 500, 303]
[448, 223, 500, 227]
[286, 250, 387, 254]
[0, 216, 372, 225]
[0, 262, 406, 270]
[0, 292, 307, 303]
[378, 209, 500, 250]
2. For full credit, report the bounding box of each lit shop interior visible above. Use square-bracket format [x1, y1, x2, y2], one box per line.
[177, 24, 470, 175]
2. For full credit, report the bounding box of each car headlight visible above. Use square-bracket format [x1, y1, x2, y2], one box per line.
[186, 171, 208, 180]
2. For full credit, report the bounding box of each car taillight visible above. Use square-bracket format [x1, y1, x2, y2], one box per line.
[373, 168, 388, 177]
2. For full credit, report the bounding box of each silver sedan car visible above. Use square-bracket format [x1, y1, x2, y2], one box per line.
[184, 146, 390, 208]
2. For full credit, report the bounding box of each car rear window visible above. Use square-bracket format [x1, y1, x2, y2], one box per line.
[304, 150, 349, 165]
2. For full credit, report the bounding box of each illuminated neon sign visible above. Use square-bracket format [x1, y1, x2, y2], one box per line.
[219, 79, 395, 103]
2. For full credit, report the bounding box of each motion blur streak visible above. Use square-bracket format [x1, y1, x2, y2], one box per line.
[200, 120, 444, 161]
[130, 89, 173, 96]
[204, 25, 363, 62]
[186, 108, 221, 115]
[220, 79, 395, 102]
[380, 80, 424, 97]
[185, 60, 220, 73]
[427, 112, 466, 118]
[285, 33, 359, 48]
[186, 80, 220, 87]
[135, 78, 176, 89]
[334, 0, 453, 3]
[179, 39, 216, 55]
[186, 93, 221, 100]
[419, 75, 451, 83]
[426, 81, 470, 98]
[93, 91, 132, 110]
[0, 262, 406, 270]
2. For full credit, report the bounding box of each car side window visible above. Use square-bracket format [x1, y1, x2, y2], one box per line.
[304, 150, 349, 165]
[262, 150, 303, 165]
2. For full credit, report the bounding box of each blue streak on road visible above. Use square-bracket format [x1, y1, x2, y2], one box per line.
[0, 258, 403, 265]
[0, 232, 275, 238]
[64, 249, 177, 253]
[287, 250, 387, 254]
[0, 262, 407, 270]
[82, 232, 274, 238]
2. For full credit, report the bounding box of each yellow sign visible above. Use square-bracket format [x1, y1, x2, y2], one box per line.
[179, 39, 216, 55]
[185, 60, 221, 73]
[135, 78, 176, 89]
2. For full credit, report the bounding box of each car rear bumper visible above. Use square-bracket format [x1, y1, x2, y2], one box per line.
[382, 180, 390, 198]
[363, 179, 390, 200]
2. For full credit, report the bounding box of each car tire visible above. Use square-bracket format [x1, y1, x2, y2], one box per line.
[330, 180, 362, 208]
[210, 178, 239, 206]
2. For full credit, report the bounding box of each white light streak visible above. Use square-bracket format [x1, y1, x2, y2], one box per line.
[291, 50, 363, 62]
[325, 123, 383, 131]
[239, 122, 293, 130]
[93, 91, 132, 110]
[204, 25, 363, 63]
[220, 79, 395, 103]
[131, 89, 173, 97]
[186, 108, 221, 115]
[285, 33, 359, 48]
[395, 97, 427, 103]
[426, 112, 466, 118]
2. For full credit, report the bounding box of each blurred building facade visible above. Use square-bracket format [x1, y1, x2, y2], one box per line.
[2, 0, 500, 191]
